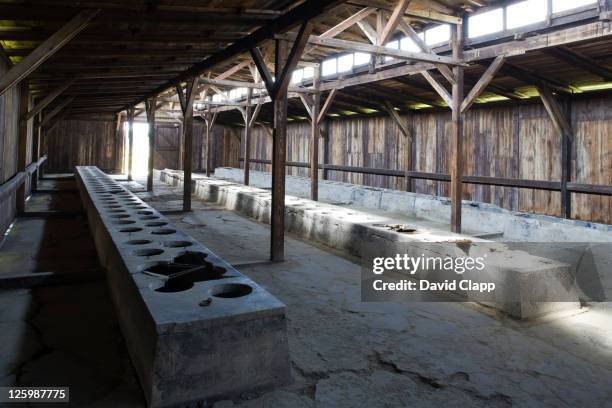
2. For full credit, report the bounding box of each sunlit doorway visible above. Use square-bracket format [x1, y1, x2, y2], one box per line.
[123, 123, 150, 176]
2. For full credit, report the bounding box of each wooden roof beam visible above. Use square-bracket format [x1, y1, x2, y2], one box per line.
[377, 0, 412, 46]
[544, 46, 612, 82]
[461, 55, 505, 112]
[124, 0, 345, 111]
[346, 0, 462, 24]
[0, 9, 99, 97]
[277, 33, 466, 66]
[24, 77, 78, 122]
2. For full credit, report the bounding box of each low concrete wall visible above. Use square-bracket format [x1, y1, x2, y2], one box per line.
[158, 169, 582, 320]
[214, 167, 612, 243]
[77, 167, 290, 407]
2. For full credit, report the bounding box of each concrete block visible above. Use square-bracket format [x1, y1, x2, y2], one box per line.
[77, 167, 290, 407]
[159, 170, 582, 320]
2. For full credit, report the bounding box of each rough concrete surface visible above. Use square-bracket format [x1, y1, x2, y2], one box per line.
[1, 174, 611, 407]
[132, 176, 612, 408]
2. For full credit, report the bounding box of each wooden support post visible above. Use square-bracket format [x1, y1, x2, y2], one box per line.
[250, 21, 312, 261]
[127, 107, 134, 181]
[561, 109, 572, 219]
[16, 82, 30, 213]
[205, 112, 217, 177]
[270, 39, 290, 261]
[0, 9, 99, 97]
[244, 88, 253, 185]
[145, 96, 157, 192]
[177, 77, 199, 212]
[31, 112, 42, 191]
[450, 23, 464, 233]
[39, 118, 45, 180]
[205, 114, 212, 177]
[538, 85, 573, 218]
[310, 66, 321, 201]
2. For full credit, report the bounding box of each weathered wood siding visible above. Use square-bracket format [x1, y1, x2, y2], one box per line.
[44, 119, 118, 173]
[0, 57, 22, 235]
[244, 95, 612, 224]
[0, 63, 19, 184]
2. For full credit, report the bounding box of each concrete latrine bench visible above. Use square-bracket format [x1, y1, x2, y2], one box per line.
[75, 166, 290, 407]
[158, 168, 584, 321]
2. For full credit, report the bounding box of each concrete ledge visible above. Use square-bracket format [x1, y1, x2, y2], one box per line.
[77, 166, 290, 407]
[158, 169, 581, 320]
[213, 167, 612, 243]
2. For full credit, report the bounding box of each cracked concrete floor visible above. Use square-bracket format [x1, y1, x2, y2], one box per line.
[1, 174, 611, 407]
[128, 177, 612, 408]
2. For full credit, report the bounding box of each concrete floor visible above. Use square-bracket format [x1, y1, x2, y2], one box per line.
[1, 174, 612, 407]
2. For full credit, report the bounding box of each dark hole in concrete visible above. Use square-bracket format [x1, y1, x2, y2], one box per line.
[113, 220, 136, 225]
[137, 210, 154, 215]
[145, 221, 168, 227]
[162, 241, 193, 248]
[154, 279, 194, 293]
[174, 252, 208, 264]
[126, 239, 152, 245]
[107, 209, 127, 214]
[151, 228, 176, 235]
[211, 283, 252, 298]
[133, 248, 164, 257]
[140, 215, 159, 220]
[119, 227, 143, 233]
[110, 214, 131, 219]
[104, 205, 121, 209]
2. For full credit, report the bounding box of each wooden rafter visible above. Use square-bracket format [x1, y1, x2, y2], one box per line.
[278, 33, 466, 66]
[421, 71, 452, 106]
[24, 77, 78, 122]
[0, 9, 99, 97]
[383, 101, 411, 139]
[38, 97, 74, 128]
[461, 55, 506, 113]
[318, 88, 338, 124]
[377, 0, 412, 46]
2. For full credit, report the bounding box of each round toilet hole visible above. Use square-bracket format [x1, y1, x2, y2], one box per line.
[151, 228, 176, 235]
[126, 239, 152, 245]
[211, 283, 252, 298]
[137, 210, 154, 215]
[154, 279, 194, 293]
[162, 240, 193, 248]
[119, 227, 143, 233]
[110, 214, 130, 219]
[145, 221, 167, 227]
[139, 215, 159, 220]
[133, 248, 164, 257]
[112, 220, 136, 225]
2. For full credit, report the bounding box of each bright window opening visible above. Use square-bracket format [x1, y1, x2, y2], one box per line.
[469, 8, 504, 38]
[354, 52, 371, 66]
[303, 66, 314, 79]
[425, 24, 450, 45]
[291, 69, 303, 84]
[123, 123, 150, 176]
[337, 54, 354, 73]
[384, 40, 399, 61]
[322, 58, 337, 77]
[507, 0, 548, 29]
[401, 37, 421, 52]
[553, 0, 597, 13]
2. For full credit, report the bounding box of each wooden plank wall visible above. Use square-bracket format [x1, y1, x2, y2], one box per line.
[44, 119, 118, 173]
[244, 95, 612, 224]
[0, 57, 21, 235]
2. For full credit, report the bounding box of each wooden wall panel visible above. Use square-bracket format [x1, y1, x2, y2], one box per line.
[0, 59, 20, 183]
[44, 119, 118, 173]
[240, 95, 611, 224]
